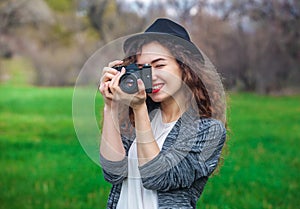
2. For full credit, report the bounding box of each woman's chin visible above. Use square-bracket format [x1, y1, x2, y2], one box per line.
[149, 94, 164, 103]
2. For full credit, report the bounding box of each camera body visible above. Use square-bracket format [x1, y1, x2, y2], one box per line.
[113, 63, 152, 94]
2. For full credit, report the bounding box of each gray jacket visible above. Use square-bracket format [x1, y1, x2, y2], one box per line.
[100, 109, 226, 209]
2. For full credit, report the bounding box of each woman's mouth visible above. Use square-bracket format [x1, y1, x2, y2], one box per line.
[152, 84, 164, 93]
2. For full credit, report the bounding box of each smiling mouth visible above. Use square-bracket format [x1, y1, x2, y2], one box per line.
[152, 84, 164, 93]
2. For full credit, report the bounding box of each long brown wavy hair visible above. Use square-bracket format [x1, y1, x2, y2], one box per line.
[119, 35, 226, 130]
[112, 35, 228, 174]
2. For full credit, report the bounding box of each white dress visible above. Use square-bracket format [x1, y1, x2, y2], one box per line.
[116, 109, 177, 209]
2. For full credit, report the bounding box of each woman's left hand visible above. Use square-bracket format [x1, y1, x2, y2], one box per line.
[109, 68, 147, 110]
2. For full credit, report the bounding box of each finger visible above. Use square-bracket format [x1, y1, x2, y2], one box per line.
[101, 66, 120, 85]
[137, 79, 145, 93]
[110, 67, 125, 89]
[108, 71, 120, 93]
[99, 82, 107, 94]
[101, 71, 116, 83]
[102, 67, 118, 77]
[108, 60, 123, 68]
[119, 67, 126, 79]
[98, 82, 104, 93]
[102, 82, 113, 100]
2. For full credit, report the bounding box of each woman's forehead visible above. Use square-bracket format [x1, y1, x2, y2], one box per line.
[136, 41, 174, 63]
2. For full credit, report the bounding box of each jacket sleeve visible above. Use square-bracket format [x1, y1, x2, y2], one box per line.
[100, 154, 128, 185]
[138, 118, 226, 191]
[100, 135, 132, 185]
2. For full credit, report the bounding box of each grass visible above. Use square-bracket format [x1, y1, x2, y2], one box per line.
[198, 93, 300, 209]
[0, 57, 35, 86]
[0, 86, 299, 209]
[0, 86, 108, 209]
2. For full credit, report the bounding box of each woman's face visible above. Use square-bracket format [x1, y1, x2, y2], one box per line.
[136, 41, 183, 103]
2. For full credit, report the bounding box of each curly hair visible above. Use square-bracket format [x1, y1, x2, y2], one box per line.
[120, 36, 226, 129]
[113, 35, 228, 174]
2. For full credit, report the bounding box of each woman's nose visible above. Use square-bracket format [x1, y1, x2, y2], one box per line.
[151, 68, 158, 81]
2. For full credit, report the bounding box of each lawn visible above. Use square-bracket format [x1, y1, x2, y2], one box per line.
[0, 86, 299, 209]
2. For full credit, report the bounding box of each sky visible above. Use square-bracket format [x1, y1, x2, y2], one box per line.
[120, 0, 224, 17]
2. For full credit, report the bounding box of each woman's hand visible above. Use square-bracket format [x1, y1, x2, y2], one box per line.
[99, 60, 147, 110]
[99, 60, 123, 108]
[109, 69, 147, 110]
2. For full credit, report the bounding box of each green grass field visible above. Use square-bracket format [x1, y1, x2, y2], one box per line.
[0, 86, 299, 209]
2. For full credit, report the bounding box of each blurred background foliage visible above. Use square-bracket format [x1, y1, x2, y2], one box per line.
[1, 1, 299, 209]
[0, 0, 299, 94]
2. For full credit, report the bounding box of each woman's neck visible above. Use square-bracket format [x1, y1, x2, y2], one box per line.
[160, 92, 188, 123]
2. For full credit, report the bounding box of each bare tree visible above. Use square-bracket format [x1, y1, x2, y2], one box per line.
[0, 0, 54, 57]
[87, 0, 109, 42]
[87, 0, 147, 43]
[195, 0, 300, 93]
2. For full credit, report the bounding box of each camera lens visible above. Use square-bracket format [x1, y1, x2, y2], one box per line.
[124, 77, 134, 87]
[119, 74, 138, 94]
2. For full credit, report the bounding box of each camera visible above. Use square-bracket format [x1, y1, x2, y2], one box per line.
[113, 63, 152, 94]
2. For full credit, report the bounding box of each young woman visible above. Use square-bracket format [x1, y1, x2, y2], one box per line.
[99, 18, 227, 209]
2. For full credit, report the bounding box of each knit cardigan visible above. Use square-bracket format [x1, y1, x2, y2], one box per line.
[100, 108, 226, 209]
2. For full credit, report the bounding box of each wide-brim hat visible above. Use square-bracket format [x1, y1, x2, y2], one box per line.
[123, 18, 205, 63]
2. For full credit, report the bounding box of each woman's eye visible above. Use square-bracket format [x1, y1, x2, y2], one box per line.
[155, 64, 165, 68]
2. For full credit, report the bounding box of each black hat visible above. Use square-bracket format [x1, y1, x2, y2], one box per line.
[123, 18, 204, 63]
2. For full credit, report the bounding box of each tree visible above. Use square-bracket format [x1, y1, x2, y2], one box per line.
[87, 0, 147, 43]
[213, 0, 300, 93]
[0, 0, 54, 57]
[87, 0, 109, 42]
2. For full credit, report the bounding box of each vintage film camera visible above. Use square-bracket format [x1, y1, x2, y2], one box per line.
[113, 63, 152, 94]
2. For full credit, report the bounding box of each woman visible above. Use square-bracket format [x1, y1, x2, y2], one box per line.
[99, 18, 227, 209]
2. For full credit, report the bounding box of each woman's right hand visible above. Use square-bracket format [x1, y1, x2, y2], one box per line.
[98, 60, 124, 108]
